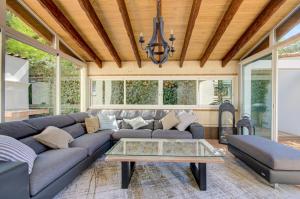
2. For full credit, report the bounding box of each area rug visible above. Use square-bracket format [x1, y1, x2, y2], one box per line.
[54, 154, 300, 199]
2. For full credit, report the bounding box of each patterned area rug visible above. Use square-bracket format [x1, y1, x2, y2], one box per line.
[54, 154, 300, 199]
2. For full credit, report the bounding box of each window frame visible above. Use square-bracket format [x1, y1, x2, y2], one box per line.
[89, 76, 238, 110]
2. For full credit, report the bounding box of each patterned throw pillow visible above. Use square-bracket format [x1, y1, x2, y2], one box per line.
[0, 135, 37, 174]
[161, 111, 180, 130]
[34, 126, 74, 149]
[97, 113, 119, 130]
[176, 112, 198, 131]
[124, 116, 149, 130]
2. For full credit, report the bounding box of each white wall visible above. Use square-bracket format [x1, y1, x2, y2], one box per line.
[5, 55, 29, 110]
[278, 69, 300, 135]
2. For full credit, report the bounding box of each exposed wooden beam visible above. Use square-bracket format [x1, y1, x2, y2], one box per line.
[38, 0, 102, 68]
[7, 0, 53, 43]
[179, 0, 202, 67]
[116, 0, 141, 68]
[245, 36, 269, 58]
[78, 0, 121, 68]
[222, 0, 286, 67]
[276, 6, 300, 41]
[200, 0, 243, 67]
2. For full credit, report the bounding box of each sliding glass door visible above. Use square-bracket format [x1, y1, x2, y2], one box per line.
[242, 54, 272, 139]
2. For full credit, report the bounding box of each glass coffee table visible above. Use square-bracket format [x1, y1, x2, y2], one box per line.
[105, 138, 224, 190]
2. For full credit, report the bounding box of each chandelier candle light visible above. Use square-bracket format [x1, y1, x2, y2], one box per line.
[139, 0, 175, 65]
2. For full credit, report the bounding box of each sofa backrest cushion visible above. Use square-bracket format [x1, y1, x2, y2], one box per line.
[0, 121, 38, 139]
[20, 136, 49, 154]
[23, 115, 76, 131]
[68, 112, 89, 123]
[62, 123, 86, 139]
[121, 119, 154, 130]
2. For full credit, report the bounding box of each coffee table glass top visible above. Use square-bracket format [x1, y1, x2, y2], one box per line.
[106, 138, 224, 157]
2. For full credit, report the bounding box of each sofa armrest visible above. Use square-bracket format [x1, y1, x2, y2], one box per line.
[0, 161, 30, 199]
[188, 122, 205, 139]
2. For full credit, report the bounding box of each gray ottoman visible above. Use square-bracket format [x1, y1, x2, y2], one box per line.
[227, 135, 300, 185]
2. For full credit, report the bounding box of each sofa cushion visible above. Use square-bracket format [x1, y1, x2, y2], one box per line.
[112, 129, 152, 140]
[68, 112, 89, 123]
[70, 130, 112, 155]
[121, 120, 154, 130]
[154, 120, 163, 130]
[63, 123, 86, 138]
[227, 135, 300, 171]
[161, 111, 180, 130]
[29, 147, 87, 196]
[152, 129, 193, 139]
[20, 136, 49, 154]
[24, 115, 76, 131]
[34, 127, 74, 149]
[0, 121, 38, 139]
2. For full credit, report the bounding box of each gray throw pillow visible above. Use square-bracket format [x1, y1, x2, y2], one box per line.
[0, 135, 37, 174]
[176, 112, 198, 131]
[123, 117, 149, 130]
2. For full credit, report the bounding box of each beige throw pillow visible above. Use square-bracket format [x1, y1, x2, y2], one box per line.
[161, 111, 179, 130]
[85, 117, 100, 133]
[34, 126, 74, 149]
[176, 112, 198, 131]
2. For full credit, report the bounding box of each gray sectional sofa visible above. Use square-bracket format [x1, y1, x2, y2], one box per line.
[228, 135, 300, 186]
[0, 109, 204, 199]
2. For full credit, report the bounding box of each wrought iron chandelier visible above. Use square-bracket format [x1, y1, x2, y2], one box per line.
[138, 0, 175, 65]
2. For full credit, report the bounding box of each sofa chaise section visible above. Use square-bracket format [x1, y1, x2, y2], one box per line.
[228, 135, 300, 185]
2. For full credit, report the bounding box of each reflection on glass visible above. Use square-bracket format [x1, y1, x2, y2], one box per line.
[5, 38, 56, 121]
[242, 54, 272, 139]
[163, 80, 196, 105]
[61, 58, 80, 114]
[91, 80, 124, 105]
[126, 80, 158, 105]
[199, 80, 232, 105]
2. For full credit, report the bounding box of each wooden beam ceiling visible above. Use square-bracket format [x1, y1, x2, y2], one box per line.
[78, 0, 121, 68]
[200, 0, 243, 67]
[276, 6, 300, 41]
[116, 0, 141, 68]
[38, 0, 102, 68]
[222, 0, 287, 67]
[179, 0, 202, 67]
[7, 0, 53, 43]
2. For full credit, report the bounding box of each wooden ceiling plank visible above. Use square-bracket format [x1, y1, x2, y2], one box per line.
[179, 0, 202, 67]
[38, 0, 102, 68]
[7, 0, 53, 43]
[200, 0, 243, 67]
[78, 0, 121, 68]
[276, 6, 300, 41]
[222, 0, 287, 67]
[116, 0, 141, 67]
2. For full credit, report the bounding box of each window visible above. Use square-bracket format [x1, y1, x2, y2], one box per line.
[91, 80, 124, 106]
[5, 9, 52, 45]
[199, 80, 232, 106]
[276, 7, 300, 42]
[60, 58, 80, 114]
[5, 38, 56, 121]
[163, 80, 196, 105]
[126, 80, 158, 105]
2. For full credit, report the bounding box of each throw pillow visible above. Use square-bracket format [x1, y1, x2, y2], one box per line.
[97, 113, 119, 130]
[161, 111, 179, 130]
[124, 116, 149, 130]
[85, 117, 100, 133]
[176, 112, 198, 131]
[0, 135, 37, 174]
[34, 126, 74, 149]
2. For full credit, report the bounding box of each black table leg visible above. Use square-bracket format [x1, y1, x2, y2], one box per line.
[190, 163, 207, 190]
[121, 161, 135, 189]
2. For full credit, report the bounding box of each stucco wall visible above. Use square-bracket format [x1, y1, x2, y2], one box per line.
[87, 60, 240, 127]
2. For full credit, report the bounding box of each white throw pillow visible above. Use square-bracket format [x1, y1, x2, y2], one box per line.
[34, 126, 74, 149]
[98, 113, 119, 130]
[124, 116, 149, 130]
[0, 135, 37, 174]
[161, 111, 180, 130]
[176, 112, 198, 131]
